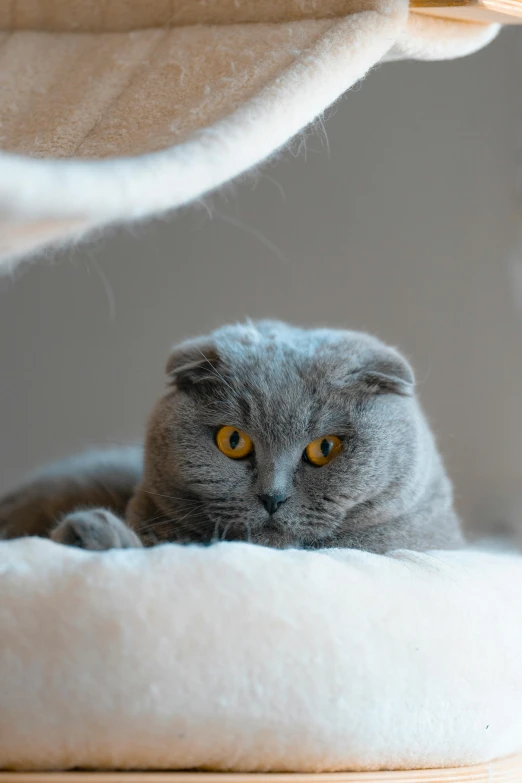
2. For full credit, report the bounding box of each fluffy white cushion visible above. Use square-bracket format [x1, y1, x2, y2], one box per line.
[1, 538, 521, 772]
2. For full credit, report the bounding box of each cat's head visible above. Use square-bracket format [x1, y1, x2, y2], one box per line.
[137, 321, 427, 548]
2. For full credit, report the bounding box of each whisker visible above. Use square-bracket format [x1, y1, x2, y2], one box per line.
[137, 519, 170, 534]
[212, 518, 221, 543]
[172, 507, 205, 527]
[138, 488, 204, 504]
[137, 509, 170, 528]
[139, 512, 208, 536]
[135, 498, 205, 532]
[220, 521, 233, 541]
[243, 519, 253, 544]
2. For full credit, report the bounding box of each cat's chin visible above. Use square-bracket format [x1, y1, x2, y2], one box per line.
[211, 520, 293, 549]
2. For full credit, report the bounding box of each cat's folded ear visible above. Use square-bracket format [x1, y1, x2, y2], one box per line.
[166, 338, 220, 391]
[350, 348, 415, 397]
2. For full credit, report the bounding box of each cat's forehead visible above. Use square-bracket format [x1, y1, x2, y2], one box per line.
[208, 324, 369, 437]
[213, 373, 347, 443]
[213, 322, 382, 378]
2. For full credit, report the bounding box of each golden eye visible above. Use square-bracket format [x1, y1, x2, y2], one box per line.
[216, 426, 254, 459]
[304, 435, 343, 467]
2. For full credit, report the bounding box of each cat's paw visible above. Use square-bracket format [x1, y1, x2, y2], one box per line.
[50, 508, 143, 551]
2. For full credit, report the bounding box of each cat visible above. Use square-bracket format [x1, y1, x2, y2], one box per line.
[0, 321, 464, 553]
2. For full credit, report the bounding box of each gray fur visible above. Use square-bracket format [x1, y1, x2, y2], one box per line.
[0, 448, 141, 540]
[0, 321, 464, 553]
[51, 508, 143, 550]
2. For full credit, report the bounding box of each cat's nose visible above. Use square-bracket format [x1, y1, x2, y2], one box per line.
[258, 493, 287, 515]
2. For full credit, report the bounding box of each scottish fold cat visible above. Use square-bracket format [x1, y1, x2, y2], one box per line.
[0, 321, 463, 552]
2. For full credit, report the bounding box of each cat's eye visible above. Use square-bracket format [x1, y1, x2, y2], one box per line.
[216, 426, 254, 459]
[304, 435, 343, 467]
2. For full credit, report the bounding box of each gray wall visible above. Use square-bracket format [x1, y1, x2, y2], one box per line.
[1, 29, 521, 531]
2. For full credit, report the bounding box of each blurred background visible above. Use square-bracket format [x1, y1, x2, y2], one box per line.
[1, 28, 522, 535]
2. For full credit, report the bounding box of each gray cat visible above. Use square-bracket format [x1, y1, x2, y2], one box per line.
[0, 321, 464, 553]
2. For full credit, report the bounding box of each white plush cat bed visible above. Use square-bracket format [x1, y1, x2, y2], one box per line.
[0, 0, 500, 264]
[1, 536, 522, 772]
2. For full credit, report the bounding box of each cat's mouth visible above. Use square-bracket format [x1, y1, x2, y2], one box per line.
[262, 517, 283, 532]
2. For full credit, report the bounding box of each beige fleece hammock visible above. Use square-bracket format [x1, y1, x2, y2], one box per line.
[0, 0, 503, 264]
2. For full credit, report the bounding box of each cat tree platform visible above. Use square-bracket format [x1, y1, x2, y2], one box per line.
[2, 761, 522, 783]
